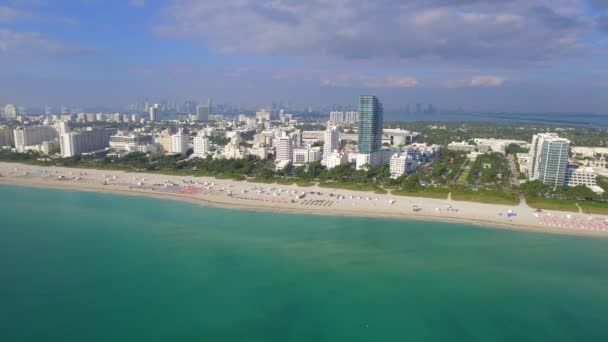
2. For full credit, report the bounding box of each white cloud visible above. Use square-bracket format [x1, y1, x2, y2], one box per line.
[321, 74, 418, 88]
[470, 75, 506, 87]
[0, 29, 100, 55]
[128, 0, 145, 7]
[0, 6, 31, 22]
[154, 0, 596, 67]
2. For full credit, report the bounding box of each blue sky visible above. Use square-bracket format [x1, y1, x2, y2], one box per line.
[1, 0, 607, 112]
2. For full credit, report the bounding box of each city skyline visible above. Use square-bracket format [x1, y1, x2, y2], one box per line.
[0, 1, 607, 112]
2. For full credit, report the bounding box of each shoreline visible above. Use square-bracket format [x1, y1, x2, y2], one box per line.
[2, 162, 608, 238]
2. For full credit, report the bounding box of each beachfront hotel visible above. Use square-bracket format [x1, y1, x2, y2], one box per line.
[528, 133, 570, 187]
[357, 95, 383, 169]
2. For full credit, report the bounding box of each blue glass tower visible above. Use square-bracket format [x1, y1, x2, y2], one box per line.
[357, 95, 383, 155]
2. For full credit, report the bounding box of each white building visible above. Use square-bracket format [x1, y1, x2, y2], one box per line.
[322, 125, 340, 166]
[14, 125, 59, 151]
[193, 135, 210, 156]
[0, 127, 15, 147]
[528, 133, 570, 186]
[326, 151, 348, 170]
[447, 141, 476, 152]
[389, 154, 409, 179]
[383, 129, 420, 146]
[53, 121, 70, 135]
[3, 104, 19, 119]
[222, 143, 245, 159]
[292, 146, 322, 166]
[566, 166, 597, 187]
[473, 138, 529, 154]
[248, 146, 268, 160]
[109, 132, 154, 152]
[329, 111, 358, 125]
[60, 128, 116, 157]
[149, 104, 160, 122]
[256, 109, 271, 122]
[517, 153, 530, 175]
[170, 129, 189, 154]
[274, 136, 293, 162]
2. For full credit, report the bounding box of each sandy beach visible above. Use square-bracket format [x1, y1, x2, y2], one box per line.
[1, 161, 607, 237]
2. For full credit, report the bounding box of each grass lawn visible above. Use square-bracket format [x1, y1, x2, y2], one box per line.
[578, 201, 608, 215]
[451, 189, 519, 205]
[456, 168, 470, 186]
[319, 182, 388, 194]
[525, 197, 579, 212]
[247, 178, 315, 187]
[391, 189, 449, 199]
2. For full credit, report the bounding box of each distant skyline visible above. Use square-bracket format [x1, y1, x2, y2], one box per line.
[1, 0, 607, 112]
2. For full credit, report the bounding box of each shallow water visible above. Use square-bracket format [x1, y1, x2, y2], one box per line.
[1, 184, 607, 341]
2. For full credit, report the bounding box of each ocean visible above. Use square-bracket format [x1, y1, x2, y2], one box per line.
[1, 184, 608, 341]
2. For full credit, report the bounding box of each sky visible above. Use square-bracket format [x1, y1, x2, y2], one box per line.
[0, 0, 607, 112]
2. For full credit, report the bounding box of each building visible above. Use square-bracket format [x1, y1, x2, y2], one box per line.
[196, 104, 210, 121]
[170, 129, 189, 155]
[566, 166, 598, 187]
[60, 128, 117, 157]
[14, 125, 59, 151]
[155, 131, 173, 153]
[528, 133, 570, 187]
[357, 95, 383, 169]
[256, 109, 271, 122]
[292, 146, 322, 166]
[3, 104, 19, 119]
[193, 135, 210, 156]
[473, 138, 529, 154]
[390, 154, 409, 179]
[149, 104, 160, 122]
[329, 111, 358, 125]
[293, 148, 311, 166]
[109, 132, 154, 152]
[248, 146, 268, 160]
[274, 136, 293, 162]
[447, 141, 476, 152]
[326, 151, 348, 170]
[53, 121, 70, 135]
[517, 153, 530, 175]
[322, 125, 340, 166]
[383, 129, 420, 146]
[0, 127, 15, 147]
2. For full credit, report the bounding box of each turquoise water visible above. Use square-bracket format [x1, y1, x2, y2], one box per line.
[1, 185, 608, 341]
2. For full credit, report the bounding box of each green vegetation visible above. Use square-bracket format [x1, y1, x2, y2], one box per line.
[319, 182, 387, 194]
[392, 188, 449, 199]
[451, 189, 519, 205]
[385, 121, 608, 147]
[525, 197, 579, 212]
[466, 152, 511, 188]
[578, 202, 608, 215]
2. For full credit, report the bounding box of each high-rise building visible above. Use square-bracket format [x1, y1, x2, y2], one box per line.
[322, 125, 340, 166]
[59, 128, 117, 157]
[528, 133, 570, 187]
[193, 135, 210, 156]
[274, 136, 293, 162]
[149, 104, 160, 122]
[196, 104, 210, 122]
[170, 128, 189, 155]
[3, 104, 19, 119]
[256, 109, 271, 122]
[53, 121, 70, 135]
[14, 125, 59, 151]
[0, 127, 15, 147]
[357, 95, 383, 168]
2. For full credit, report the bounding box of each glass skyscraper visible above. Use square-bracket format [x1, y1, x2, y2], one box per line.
[357, 95, 383, 155]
